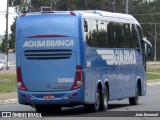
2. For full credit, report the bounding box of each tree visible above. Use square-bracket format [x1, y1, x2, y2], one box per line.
[0, 40, 5, 52]
[9, 0, 119, 13]
[9, 17, 17, 50]
[0, 33, 7, 53]
[9, 0, 24, 13]
[131, 0, 160, 60]
[9, 0, 55, 13]
[0, 18, 17, 52]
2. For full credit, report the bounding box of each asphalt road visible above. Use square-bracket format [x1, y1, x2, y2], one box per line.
[0, 86, 160, 120]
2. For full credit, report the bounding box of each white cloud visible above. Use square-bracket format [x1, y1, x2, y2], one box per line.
[0, 1, 17, 35]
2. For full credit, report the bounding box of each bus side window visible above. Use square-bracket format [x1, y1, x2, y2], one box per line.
[137, 25, 143, 49]
[108, 22, 116, 48]
[108, 22, 123, 48]
[132, 24, 140, 53]
[122, 23, 132, 48]
[84, 20, 88, 32]
[91, 19, 98, 47]
[83, 19, 91, 46]
[97, 20, 108, 48]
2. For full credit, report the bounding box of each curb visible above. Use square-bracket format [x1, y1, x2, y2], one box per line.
[147, 82, 160, 87]
[0, 82, 160, 105]
[0, 98, 18, 105]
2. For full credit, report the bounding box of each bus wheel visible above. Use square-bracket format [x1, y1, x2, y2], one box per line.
[100, 86, 108, 111]
[129, 86, 139, 105]
[88, 89, 100, 112]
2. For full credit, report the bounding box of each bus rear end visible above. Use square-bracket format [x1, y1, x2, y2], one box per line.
[16, 12, 84, 111]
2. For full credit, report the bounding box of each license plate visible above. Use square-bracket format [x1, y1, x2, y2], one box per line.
[43, 95, 54, 99]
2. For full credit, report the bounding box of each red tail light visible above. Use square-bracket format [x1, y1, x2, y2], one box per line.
[16, 67, 27, 91]
[21, 13, 26, 17]
[70, 12, 76, 16]
[71, 66, 83, 90]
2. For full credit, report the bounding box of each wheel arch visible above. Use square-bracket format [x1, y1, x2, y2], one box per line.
[97, 81, 102, 93]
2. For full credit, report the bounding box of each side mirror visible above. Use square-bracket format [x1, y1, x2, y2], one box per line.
[147, 45, 152, 56]
[142, 39, 152, 57]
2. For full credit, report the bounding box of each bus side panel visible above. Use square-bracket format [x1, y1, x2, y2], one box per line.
[84, 47, 146, 102]
[134, 51, 147, 97]
[84, 68, 94, 104]
[135, 65, 147, 96]
[84, 47, 98, 104]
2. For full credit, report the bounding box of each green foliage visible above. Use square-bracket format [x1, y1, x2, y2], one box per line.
[9, 0, 125, 12]
[9, 0, 24, 13]
[0, 31, 7, 53]
[0, 17, 17, 52]
[9, 17, 17, 50]
[0, 39, 5, 52]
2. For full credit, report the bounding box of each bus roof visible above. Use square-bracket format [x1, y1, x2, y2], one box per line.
[20, 10, 139, 25]
[74, 10, 139, 25]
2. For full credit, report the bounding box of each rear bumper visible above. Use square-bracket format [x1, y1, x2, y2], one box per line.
[18, 87, 84, 106]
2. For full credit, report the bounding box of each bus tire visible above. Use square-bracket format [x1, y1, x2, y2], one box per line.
[100, 86, 108, 111]
[88, 89, 100, 112]
[129, 85, 139, 105]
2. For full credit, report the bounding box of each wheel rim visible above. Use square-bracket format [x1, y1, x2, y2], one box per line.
[96, 92, 100, 109]
[135, 88, 139, 102]
[104, 89, 108, 107]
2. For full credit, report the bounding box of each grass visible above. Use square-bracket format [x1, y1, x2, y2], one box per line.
[0, 74, 17, 93]
[146, 68, 160, 73]
[146, 73, 160, 80]
[146, 62, 160, 80]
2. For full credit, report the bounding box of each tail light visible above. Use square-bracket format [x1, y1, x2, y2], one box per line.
[70, 12, 76, 16]
[21, 13, 26, 17]
[71, 66, 83, 90]
[16, 67, 27, 91]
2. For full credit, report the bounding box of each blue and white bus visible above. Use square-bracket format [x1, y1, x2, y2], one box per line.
[16, 10, 152, 113]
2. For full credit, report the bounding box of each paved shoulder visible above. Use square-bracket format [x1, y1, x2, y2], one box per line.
[147, 81, 160, 86]
[0, 98, 18, 105]
[0, 92, 17, 105]
[0, 69, 16, 74]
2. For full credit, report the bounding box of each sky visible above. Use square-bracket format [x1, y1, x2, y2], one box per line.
[0, 0, 17, 35]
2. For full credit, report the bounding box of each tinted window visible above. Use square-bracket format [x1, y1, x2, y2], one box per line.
[108, 22, 123, 48]
[84, 20, 140, 50]
[122, 23, 132, 48]
[90, 20, 108, 47]
[131, 24, 140, 51]
[90, 19, 98, 47]
[83, 19, 92, 46]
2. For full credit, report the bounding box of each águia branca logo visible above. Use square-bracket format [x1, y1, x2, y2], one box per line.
[97, 50, 136, 65]
[23, 40, 74, 47]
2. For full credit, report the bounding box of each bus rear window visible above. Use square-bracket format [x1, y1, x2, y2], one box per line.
[19, 14, 77, 38]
